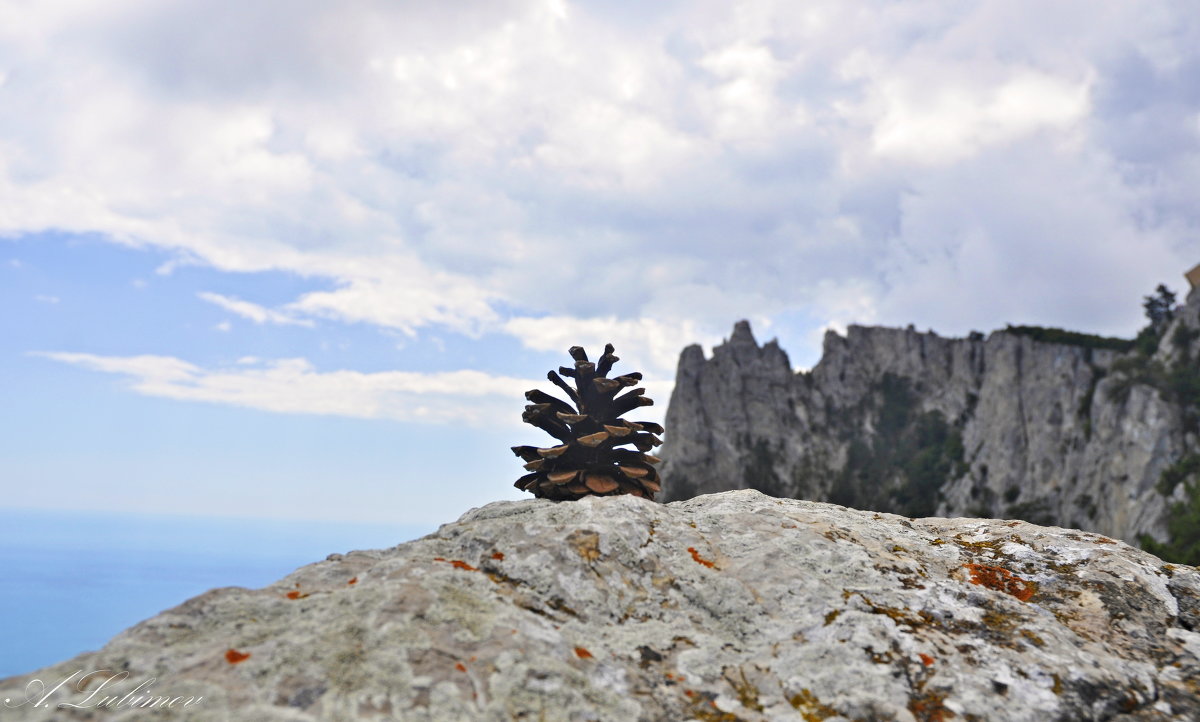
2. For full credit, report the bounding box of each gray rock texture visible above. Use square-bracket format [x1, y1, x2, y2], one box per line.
[3, 490, 1200, 721]
[660, 286, 1200, 549]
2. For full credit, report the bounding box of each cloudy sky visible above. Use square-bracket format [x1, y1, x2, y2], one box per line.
[2, 0, 1197, 525]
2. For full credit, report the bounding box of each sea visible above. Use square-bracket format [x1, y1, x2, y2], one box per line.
[0, 509, 436, 679]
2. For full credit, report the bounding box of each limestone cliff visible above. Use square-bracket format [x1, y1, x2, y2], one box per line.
[660, 287, 1200, 551]
[3, 490, 1199, 720]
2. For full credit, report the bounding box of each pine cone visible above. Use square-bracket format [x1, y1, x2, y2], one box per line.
[512, 343, 663, 500]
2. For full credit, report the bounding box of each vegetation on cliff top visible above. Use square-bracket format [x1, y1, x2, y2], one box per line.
[1002, 325, 1134, 353]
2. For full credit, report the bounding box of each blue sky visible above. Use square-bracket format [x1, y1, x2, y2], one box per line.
[1, 0, 1198, 526]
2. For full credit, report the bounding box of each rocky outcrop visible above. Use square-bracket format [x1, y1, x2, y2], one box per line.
[3, 490, 1200, 721]
[660, 286, 1200, 550]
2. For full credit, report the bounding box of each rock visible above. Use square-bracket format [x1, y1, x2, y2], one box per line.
[659, 285, 1200, 549]
[3, 490, 1199, 721]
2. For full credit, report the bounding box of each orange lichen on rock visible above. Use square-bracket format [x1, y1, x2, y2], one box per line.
[687, 547, 716, 568]
[285, 590, 309, 600]
[909, 689, 954, 721]
[964, 563, 1037, 601]
[491, 551, 505, 560]
[574, 646, 593, 659]
[455, 662, 467, 672]
[347, 576, 357, 585]
[919, 653, 935, 666]
[225, 648, 250, 664]
[433, 558, 478, 571]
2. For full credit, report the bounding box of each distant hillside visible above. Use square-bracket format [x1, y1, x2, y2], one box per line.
[660, 286, 1200, 561]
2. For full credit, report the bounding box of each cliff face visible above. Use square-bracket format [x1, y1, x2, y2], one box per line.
[4, 490, 1200, 721]
[661, 287, 1200, 548]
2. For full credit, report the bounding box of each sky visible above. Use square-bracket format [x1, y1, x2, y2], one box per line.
[1, 0, 1198, 526]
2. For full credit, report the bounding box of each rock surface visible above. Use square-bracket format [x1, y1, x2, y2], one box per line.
[3, 490, 1200, 721]
[660, 285, 1200, 548]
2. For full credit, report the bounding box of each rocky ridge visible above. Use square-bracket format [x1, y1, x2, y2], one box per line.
[660, 285, 1200, 551]
[2, 490, 1200, 721]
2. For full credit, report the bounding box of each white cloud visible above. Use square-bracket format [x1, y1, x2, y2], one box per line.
[500, 314, 704, 424]
[872, 140, 1185, 337]
[198, 291, 314, 327]
[31, 323, 683, 429]
[35, 351, 542, 427]
[33, 294, 59, 304]
[503, 315, 715, 379]
[285, 260, 499, 337]
[809, 277, 880, 337]
[0, 0, 1197, 362]
[698, 41, 794, 146]
[868, 69, 1092, 164]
